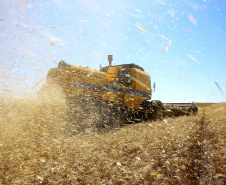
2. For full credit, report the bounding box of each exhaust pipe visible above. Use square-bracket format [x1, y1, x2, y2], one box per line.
[108, 55, 113, 67]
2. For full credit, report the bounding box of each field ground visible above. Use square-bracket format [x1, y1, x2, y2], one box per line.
[0, 97, 225, 184]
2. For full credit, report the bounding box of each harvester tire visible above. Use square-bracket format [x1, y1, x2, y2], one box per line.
[151, 100, 164, 121]
[99, 102, 124, 129]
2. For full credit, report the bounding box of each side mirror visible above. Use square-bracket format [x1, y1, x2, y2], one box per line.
[153, 82, 156, 92]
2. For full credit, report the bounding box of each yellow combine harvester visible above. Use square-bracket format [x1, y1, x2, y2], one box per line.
[40, 55, 198, 128]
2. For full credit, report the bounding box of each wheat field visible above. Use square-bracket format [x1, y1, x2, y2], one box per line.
[0, 94, 225, 184]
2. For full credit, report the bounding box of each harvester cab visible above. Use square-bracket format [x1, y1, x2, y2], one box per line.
[100, 55, 152, 112]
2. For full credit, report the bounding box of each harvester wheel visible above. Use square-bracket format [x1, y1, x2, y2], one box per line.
[151, 100, 164, 121]
[98, 102, 124, 129]
[156, 105, 164, 120]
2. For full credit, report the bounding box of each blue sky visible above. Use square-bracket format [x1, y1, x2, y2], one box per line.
[0, 0, 225, 103]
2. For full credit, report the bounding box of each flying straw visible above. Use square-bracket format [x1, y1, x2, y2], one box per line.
[93, 51, 101, 57]
[214, 81, 226, 98]
[136, 25, 148, 33]
[214, 81, 223, 92]
[188, 14, 197, 26]
[163, 40, 172, 52]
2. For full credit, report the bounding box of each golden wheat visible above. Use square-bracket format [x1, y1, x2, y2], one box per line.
[0, 95, 225, 184]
